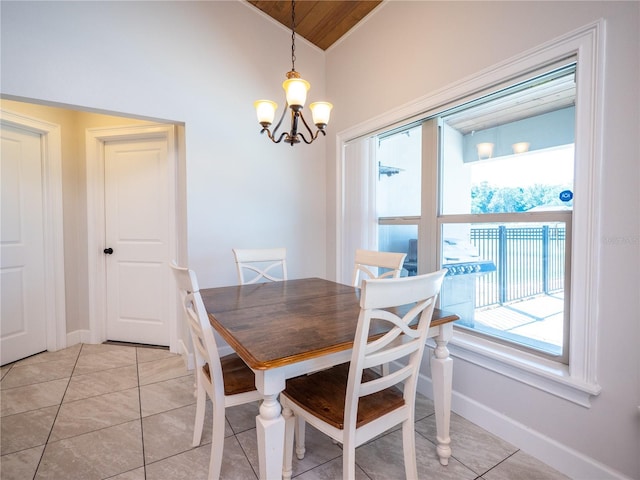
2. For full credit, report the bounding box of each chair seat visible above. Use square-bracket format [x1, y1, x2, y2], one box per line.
[283, 363, 404, 429]
[203, 353, 256, 396]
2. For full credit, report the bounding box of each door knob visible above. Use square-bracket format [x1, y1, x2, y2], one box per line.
[104, 247, 114, 255]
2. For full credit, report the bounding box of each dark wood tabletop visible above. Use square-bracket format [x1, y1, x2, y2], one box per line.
[201, 277, 458, 371]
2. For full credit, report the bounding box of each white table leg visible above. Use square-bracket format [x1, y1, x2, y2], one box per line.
[430, 324, 453, 466]
[256, 393, 285, 480]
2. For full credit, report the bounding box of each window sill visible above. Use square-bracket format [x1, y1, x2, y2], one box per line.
[445, 329, 601, 407]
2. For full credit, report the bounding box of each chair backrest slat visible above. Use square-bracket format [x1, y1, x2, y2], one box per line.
[358, 364, 413, 398]
[233, 248, 288, 284]
[352, 249, 407, 288]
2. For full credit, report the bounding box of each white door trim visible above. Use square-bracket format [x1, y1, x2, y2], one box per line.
[1, 109, 67, 353]
[86, 123, 180, 352]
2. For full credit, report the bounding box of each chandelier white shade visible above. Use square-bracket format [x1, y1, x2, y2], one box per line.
[283, 77, 310, 107]
[255, 100, 277, 125]
[310, 101, 332, 127]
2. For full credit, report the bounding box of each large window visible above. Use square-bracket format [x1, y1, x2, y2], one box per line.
[373, 64, 575, 361]
[437, 65, 575, 362]
[339, 23, 603, 405]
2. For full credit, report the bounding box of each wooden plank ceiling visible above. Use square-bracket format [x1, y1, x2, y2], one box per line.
[247, 1, 382, 50]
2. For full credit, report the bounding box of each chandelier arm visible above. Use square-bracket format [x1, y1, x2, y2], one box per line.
[260, 127, 285, 144]
[259, 127, 272, 138]
[297, 132, 314, 145]
[274, 131, 290, 143]
[297, 111, 317, 139]
[269, 100, 289, 140]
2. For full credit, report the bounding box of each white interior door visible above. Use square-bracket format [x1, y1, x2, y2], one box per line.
[0, 124, 48, 364]
[104, 137, 171, 346]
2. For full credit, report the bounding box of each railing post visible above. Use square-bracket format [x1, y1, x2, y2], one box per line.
[542, 225, 549, 294]
[498, 226, 507, 305]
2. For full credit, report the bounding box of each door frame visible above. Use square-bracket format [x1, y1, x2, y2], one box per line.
[1, 109, 67, 354]
[86, 123, 183, 352]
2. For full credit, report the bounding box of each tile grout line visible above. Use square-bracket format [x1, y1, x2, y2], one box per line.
[30, 344, 84, 479]
[413, 417, 504, 478]
[478, 448, 522, 478]
[233, 419, 260, 479]
[134, 347, 149, 479]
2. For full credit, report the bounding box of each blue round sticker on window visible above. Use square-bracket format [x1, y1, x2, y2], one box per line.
[559, 190, 573, 202]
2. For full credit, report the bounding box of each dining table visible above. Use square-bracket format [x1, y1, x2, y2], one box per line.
[200, 277, 458, 480]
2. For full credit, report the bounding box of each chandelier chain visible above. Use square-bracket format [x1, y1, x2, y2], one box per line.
[290, 0, 296, 71]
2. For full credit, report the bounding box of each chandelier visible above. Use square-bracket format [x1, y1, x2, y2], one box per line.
[253, 0, 333, 146]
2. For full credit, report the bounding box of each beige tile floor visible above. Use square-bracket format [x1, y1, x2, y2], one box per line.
[0, 343, 570, 480]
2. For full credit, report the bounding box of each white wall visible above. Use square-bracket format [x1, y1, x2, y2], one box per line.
[325, 2, 639, 479]
[0, 0, 328, 300]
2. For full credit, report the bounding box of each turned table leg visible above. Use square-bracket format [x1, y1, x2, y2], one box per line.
[430, 324, 453, 466]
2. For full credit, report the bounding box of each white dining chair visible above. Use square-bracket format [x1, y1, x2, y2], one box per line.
[170, 263, 262, 480]
[281, 269, 447, 480]
[352, 249, 408, 376]
[352, 248, 407, 288]
[232, 247, 288, 284]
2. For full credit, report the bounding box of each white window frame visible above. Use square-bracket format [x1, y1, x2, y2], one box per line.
[336, 20, 604, 406]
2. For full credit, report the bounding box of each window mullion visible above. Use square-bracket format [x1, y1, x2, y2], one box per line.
[422, 118, 439, 274]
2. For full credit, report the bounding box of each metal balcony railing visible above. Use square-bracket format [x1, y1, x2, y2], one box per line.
[471, 225, 566, 308]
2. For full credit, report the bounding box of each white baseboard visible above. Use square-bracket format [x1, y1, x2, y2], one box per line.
[178, 339, 194, 371]
[416, 372, 632, 480]
[66, 329, 92, 346]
